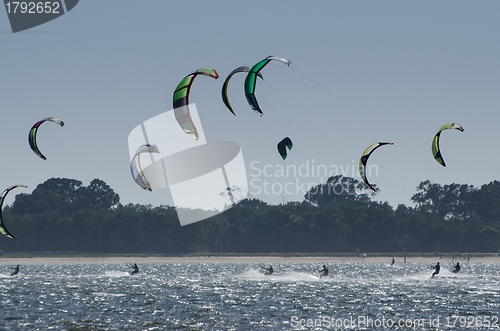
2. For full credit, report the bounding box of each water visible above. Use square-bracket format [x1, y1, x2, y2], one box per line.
[0, 262, 499, 330]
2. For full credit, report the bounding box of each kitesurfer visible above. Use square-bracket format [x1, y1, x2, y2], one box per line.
[319, 265, 329, 278]
[130, 263, 139, 275]
[262, 266, 273, 275]
[391, 258, 395, 266]
[431, 262, 440, 278]
[10, 265, 19, 276]
[452, 262, 461, 273]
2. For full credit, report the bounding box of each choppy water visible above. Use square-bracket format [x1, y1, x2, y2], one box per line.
[0, 261, 499, 330]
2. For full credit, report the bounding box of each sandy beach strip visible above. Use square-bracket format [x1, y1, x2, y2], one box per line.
[0, 255, 499, 265]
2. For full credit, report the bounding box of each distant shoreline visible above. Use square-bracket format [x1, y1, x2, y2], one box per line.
[0, 253, 499, 265]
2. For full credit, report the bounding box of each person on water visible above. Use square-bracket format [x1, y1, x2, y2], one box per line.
[391, 258, 395, 266]
[431, 262, 440, 278]
[452, 262, 461, 273]
[10, 265, 19, 276]
[130, 263, 139, 275]
[262, 266, 273, 275]
[319, 265, 329, 278]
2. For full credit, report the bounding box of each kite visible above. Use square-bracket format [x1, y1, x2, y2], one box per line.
[432, 123, 464, 167]
[173, 68, 219, 140]
[244, 56, 291, 116]
[219, 185, 245, 206]
[28, 117, 64, 160]
[130, 144, 159, 191]
[277, 137, 293, 160]
[359, 142, 393, 191]
[0, 185, 27, 239]
[222, 66, 263, 116]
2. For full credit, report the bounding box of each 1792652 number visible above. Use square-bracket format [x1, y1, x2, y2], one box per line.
[5, 2, 60, 14]
[446, 315, 499, 329]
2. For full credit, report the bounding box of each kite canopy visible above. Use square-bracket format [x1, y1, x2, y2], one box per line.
[358, 142, 393, 191]
[130, 144, 159, 191]
[244, 56, 291, 116]
[219, 185, 245, 206]
[277, 137, 293, 160]
[222, 66, 263, 116]
[173, 68, 219, 140]
[28, 117, 64, 160]
[0, 185, 27, 239]
[432, 123, 464, 167]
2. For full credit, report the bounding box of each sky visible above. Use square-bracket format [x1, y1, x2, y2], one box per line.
[2, 1, 500, 212]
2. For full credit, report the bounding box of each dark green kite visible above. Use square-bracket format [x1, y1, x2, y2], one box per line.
[277, 137, 293, 160]
[244, 56, 290, 116]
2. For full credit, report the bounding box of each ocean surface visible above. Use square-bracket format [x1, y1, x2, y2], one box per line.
[1, 261, 499, 330]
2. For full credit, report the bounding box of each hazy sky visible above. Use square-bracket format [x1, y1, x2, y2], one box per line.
[2, 1, 500, 211]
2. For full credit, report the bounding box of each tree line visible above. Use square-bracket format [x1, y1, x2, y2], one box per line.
[0, 176, 499, 255]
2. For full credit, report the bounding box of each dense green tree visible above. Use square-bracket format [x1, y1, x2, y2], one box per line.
[0, 177, 499, 254]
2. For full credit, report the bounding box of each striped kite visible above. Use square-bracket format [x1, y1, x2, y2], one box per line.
[173, 68, 218, 140]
